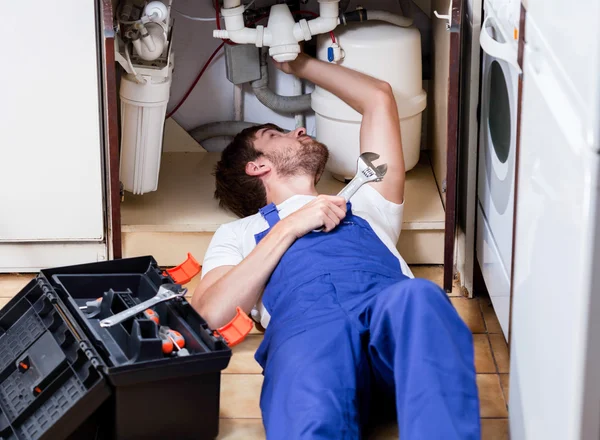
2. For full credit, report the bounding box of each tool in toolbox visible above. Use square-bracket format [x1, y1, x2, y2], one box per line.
[79, 297, 102, 312]
[99, 284, 187, 328]
[163, 328, 191, 357]
[143, 308, 160, 324]
[80, 297, 160, 324]
[315, 152, 387, 232]
[159, 326, 186, 354]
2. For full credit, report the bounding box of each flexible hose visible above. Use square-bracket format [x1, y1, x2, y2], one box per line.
[189, 121, 259, 149]
[166, 43, 224, 119]
[251, 50, 312, 114]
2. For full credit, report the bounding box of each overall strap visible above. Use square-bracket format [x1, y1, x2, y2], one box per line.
[258, 203, 281, 228]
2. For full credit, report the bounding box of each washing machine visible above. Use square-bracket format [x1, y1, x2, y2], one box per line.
[476, 0, 521, 340]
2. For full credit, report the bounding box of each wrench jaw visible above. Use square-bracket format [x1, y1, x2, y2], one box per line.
[374, 164, 388, 182]
[359, 152, 380, 164]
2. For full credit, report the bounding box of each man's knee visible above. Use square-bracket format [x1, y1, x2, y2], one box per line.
[386, 277, 448, 306]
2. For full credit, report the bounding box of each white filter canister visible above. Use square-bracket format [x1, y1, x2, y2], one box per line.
[312, 22, 427, 179]
[119, 73, 171, 195]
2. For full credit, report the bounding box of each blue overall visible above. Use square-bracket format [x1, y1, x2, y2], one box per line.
[253, 202, 480, 439]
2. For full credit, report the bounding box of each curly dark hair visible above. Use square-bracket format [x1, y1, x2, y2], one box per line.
[214, 123, 283, 218]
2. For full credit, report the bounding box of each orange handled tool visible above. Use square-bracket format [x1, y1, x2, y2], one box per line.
[159, 326, 185, 354]
[143, 309, 160, 325]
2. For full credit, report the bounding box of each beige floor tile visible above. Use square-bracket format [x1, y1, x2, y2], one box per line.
[409, 265, 462, 296]
[481, 418, 509, 440]
[0, 274, 35, 297]
[451, 298, 486, 333]
[224, 335, 264, 374]
[410, 265, 443, 286]
[489, 334, 510, 373]
[499, 374, 510, 403]
[369, 422, 399, 439]
[216, 419, 265, 439]
[182, 275, 201, 296]
[249, 324, 265, 335]
[220, 374, 263, 419]
[477, 375, 508, 418]
[480, 298, 503, 334]
[474, 335, 496, 373]
[0, 298, 10, 309]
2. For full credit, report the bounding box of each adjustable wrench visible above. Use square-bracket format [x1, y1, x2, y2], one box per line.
[99, 284, 187, 328]
[315, 152, 387, 232]
[337, 152, 388, 201]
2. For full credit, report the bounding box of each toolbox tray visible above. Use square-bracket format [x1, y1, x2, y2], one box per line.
[0, 256, 232, 440]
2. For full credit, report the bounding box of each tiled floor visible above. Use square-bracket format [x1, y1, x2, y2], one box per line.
[0, 266, 509, 439]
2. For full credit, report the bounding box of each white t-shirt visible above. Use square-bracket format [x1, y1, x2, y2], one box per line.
[202, 184, 414, 327]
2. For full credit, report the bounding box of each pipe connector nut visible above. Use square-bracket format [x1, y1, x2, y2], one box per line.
[298, 19, 312, 41]
[269, 44, 301, 62]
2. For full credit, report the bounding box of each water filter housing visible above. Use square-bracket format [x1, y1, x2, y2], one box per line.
[119, 71, 172, 195]
[312, 22, 427, 180]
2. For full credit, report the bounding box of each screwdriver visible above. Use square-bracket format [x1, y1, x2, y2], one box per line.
[169, 334, 190, 357]
[159, 326, 189, 356]
[80, 298, 102, 313]
[159, 326, 186, 355]
[143, 309, 159, 325]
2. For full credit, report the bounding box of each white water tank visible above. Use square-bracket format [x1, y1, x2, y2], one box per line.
[311, 22, 427, 180]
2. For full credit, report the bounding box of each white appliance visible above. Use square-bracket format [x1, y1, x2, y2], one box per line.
[311, 22, 427, 180]
[509, 0, 600, 438]
[0, 0, 107, 271]
[475, 0, 521, 339]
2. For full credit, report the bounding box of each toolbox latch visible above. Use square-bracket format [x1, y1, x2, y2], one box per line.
[164, 253, 201, 285]
[213, 307, 253, 347]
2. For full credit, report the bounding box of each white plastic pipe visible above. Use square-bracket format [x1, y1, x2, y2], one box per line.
[223, 0, 240, 9]
[214, 27, 260, 45]
[264, 4, 300, 61]
[307, 0, 340, 36]
[132, 23, 166, 61]
[214, 0, 340, 61]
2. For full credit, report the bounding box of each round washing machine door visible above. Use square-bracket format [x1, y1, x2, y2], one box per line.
[478, 24, 518, 218]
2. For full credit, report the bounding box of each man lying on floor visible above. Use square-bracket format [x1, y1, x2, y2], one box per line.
[191, 52, 480, 439]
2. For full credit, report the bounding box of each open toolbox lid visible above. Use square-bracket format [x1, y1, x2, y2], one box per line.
[0, 256, 231, 440]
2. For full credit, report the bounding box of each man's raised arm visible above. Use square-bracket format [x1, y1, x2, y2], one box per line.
[275, 54, 406, 204]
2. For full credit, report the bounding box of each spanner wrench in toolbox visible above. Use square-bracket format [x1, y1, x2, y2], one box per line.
[99, 284, 187, 328]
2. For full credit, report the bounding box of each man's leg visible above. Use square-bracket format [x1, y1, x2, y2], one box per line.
[258, 297, 370, 439]
[366, 278, 480, 439]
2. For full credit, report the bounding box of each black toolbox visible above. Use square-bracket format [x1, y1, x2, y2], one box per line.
[0, 256, 232, 440]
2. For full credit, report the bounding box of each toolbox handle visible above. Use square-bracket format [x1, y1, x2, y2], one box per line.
[213, 307, 253, 347]
[164, 253, 201, 285]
